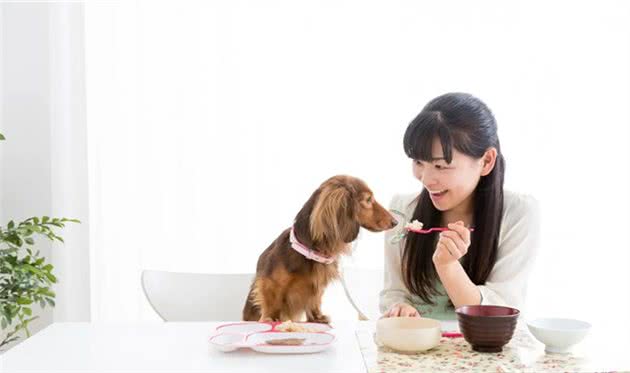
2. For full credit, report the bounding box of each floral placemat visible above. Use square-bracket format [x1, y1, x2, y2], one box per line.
[356, 326, 627, 372]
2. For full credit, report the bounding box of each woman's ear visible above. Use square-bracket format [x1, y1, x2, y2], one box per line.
[480, 147, 498, 176]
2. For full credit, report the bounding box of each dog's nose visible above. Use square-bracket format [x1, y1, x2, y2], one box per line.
[390, 218, 398, 228]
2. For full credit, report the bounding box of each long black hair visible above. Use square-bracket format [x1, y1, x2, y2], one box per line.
[401, 92, 505, 304]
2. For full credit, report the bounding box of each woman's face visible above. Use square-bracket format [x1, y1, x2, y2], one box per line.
[412, 138, 496, 213]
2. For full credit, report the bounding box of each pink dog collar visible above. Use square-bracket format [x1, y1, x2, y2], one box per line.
[289, 226, 337, 265]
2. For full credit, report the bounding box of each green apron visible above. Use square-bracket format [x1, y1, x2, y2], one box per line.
[410, 281, 456, 320]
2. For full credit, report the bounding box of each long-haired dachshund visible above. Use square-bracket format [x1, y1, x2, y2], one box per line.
[242, 175, 397, 323]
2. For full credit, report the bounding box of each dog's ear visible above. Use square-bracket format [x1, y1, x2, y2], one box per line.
[310, 184, 360, 247]
[310, 185, 347, 246]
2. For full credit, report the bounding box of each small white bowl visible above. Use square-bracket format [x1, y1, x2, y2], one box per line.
[376, 317, 441, 353]
[527, 318, 591, 354]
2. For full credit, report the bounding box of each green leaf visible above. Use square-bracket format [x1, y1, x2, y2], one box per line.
[46, 298, 55, 307]
[0, 133, 5, 140]
[24, 265, 43, 276]
[43, 264, 53, 272]
[17, 297, 32, 305]
[23, 307, 32, 316]
[7, 221, 14, 230]
[41, 288, 56, 297]
[48, 273, 57, 283]
[42, 216, 50, 223]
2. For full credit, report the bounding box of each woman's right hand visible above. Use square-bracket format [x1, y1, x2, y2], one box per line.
[383, 303, 420, 318]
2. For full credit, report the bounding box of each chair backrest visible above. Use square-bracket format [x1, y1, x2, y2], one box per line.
[340, 266, 384, 320]
[141, 270, 255, 321]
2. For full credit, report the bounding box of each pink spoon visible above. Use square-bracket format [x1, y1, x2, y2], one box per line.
[405, 227, 475, 234]
[441, 332, 463, 338]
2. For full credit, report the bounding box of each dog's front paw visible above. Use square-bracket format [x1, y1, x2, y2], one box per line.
[310, 314, 331, 324]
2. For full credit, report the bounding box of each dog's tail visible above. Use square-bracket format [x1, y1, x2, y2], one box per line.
[242, 279, 261, 321]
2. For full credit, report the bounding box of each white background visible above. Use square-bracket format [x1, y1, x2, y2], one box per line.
[84, 0, 630, 327]
[1, 0, 629, 338]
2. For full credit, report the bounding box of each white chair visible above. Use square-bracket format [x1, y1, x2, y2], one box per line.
[141, 270, 255, 321]
[340, 267, 384, 321]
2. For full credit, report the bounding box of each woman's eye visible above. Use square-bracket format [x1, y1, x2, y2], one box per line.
[414, 160, 423, 166]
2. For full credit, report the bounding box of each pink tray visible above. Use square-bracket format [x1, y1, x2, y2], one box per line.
[209, 322, 335, 354]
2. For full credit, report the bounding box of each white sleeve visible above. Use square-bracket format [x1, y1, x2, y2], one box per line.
[379, 195, 414, 314]
[478, 195, 541, 310]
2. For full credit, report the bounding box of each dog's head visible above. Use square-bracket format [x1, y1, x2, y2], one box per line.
[308, 175, 397, 252]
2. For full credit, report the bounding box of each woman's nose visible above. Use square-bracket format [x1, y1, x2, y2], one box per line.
[420, 176, 434, 188]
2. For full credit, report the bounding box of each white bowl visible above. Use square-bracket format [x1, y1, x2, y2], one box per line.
[376, 317, 441, 352]
[527, 318, 591, 354]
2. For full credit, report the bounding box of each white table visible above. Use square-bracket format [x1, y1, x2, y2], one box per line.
[0, 321, 368, 373]
[4, 320, 629, 372]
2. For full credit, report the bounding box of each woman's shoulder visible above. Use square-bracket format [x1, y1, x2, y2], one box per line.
[500, 190, 541, 241]
[503, 190, 540, 218]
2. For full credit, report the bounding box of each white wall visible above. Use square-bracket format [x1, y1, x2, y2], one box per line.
[84, 0, 630, 328]
[0, 2, 90, 349]
[0, 1, 628, 337]
[0, 2, 54, 343]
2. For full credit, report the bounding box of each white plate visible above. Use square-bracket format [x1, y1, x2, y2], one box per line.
[215, 322, 273, 335]
[210, 322, 335, 354]
[215, 321, 332, 334]
[209, 333, 245, 352]
[247, 332, 335, 354]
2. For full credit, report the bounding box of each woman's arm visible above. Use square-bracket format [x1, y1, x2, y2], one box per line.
[435, 261, 482, 308]
[477, 195, 541, 309]
[435, 195, 540, 309]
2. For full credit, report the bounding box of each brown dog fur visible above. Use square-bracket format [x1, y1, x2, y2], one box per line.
[242, 175, 397, 323]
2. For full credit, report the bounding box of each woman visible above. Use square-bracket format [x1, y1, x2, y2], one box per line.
[380, 92, 540, 319]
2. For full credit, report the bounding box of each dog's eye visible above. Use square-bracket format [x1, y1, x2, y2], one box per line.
[367, 196, 373, 203]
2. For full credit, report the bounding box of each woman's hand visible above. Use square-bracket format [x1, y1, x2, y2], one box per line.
[383, 303, 420, 318]
[432, 221, 471, 268]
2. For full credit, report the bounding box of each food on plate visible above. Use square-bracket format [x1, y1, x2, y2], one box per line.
[275, 320, 319, 333]
[265, 338, 306, 346]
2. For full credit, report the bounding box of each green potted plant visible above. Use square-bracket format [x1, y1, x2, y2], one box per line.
[0, 133, 79, 349]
